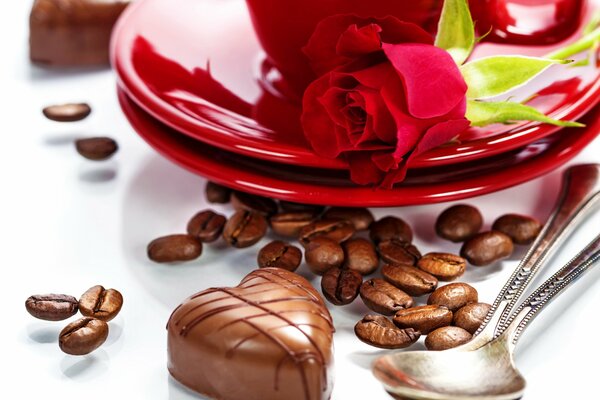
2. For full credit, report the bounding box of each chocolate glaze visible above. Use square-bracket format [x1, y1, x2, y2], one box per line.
[29, 0, 130, 67]
[167, 268, 335, 400]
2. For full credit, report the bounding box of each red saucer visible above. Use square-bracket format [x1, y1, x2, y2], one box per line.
[118, 87, 600, 207]
[112, 0, 600, 170]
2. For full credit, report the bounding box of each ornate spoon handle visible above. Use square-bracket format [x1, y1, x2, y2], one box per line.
[500, 233, 600, 351]
[470, 164, 600, 348]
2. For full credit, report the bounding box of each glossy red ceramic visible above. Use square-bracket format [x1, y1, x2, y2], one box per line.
[112, 0, 600, 171]
[118, 87, 600, 207]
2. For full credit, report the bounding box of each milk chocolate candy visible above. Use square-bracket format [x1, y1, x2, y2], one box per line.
[167, 268, 335, 400]
[29, 0, 130, 67]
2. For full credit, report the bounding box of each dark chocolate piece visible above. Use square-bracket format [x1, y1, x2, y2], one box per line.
[167, 268, 334, 400]
[29, 0, 130, 67]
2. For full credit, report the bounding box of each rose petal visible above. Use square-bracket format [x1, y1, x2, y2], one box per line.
[347, 152, 384, 185]
[382, 43, 467, 119]
[304, 14, 433, 76]
[411, 118, 471, 159]
[336, 24, 383, 57]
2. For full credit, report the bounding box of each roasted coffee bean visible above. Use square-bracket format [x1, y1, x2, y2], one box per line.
[75, 137, 118, 160]
[298, 219, 355, 245]
[461, 231, 514, 266]
[323, 207, 374, 231]
[425, 326, 472, 351]
[187, 210, 227, 243]
[343, 238, 379, 275]
[25, 294, 78, 321]
[492, 214, 542, 245]
[393, 305, 453, 335]
[360, 279, 413, 315]
[382, 264, 438, 296]
[222, 211, 268, 248]
[270, 211, 316, 238]
[78, 285, 123, 322]
[257, 241, 302, 272]
[43, 102, 91, 122]
[378, 239, 421, 266]
[321, 267, 362, 305]
[435, 204, 483, 242]
[279, 200, 324, 214]
[369, 216, 413, 244]
[417, 253, 467, 281]
[454, 302, 491, 334]
[147, 234, 202, 263]
[304, 237, 345, 275]
[355, 315, 420, 349]
[205, 181, 231, 204]
[59, 317, 109, 356]
[231, 192, 278, 216]
[427, 283, 478, 312]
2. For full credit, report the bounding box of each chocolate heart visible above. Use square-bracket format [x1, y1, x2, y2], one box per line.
[167, 268, 335, 400]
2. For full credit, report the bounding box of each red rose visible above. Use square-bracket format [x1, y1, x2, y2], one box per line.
[301, 15, 470, 187]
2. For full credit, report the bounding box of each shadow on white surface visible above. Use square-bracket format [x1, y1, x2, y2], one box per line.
[26, 323, 61, 344]
[60, 350, 109, 380]
[43, 133, 85, 146]
[168, 375, 209, 400]
[79, 168, 117, 183]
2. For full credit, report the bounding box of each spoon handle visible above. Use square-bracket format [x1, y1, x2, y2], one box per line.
[472, 164, 600, 346]
[501, 233, 600, 351]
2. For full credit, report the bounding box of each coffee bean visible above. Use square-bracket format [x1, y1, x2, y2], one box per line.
[343, 238, 379, 275]
[323, 207, 374, 231]
[461, 231, 514, 266]
[321, 267, 362, 305]
[257, 241, 302, 272]
[187, 210, 227, 243]
[78, 285, 123, 322]
[425, 326, 472, 351]
[454, 302, 491, 334]
[417, 253, 467, 281]
[279, 200, 324, 214]
[205, 181, 231, 204]
[147, 234, 203, 262]
[435, 204, 483, 242]
[427, 283, 478, 312]
[492, 214, 542, 245]
[370, 216, 413, 244]
[25, 294, 78, 321]
[393, 305, 453, 335]
[222, 210, 268, 248]
[75, 137, 118, 160]
[43, 102, 91, 122]
[304, 237, 345, 275]
[298, 219, 355, 245]
[382, 264, 438, 296]
[59, 317, 109, 356]
[355, 315, 420, 349]
[231, 192, 278, 216]
[378, 239, 421, 266]
[270, 211, 316, 238]
[360, 279, 413, 315]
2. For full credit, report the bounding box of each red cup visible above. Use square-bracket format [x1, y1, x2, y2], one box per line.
[245, 0, 442, 94]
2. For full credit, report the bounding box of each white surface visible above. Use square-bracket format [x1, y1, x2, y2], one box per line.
[3, 2, 600, 399]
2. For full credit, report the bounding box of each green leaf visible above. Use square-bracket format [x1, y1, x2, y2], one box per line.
[466, 100, 585, 128]
[435, 0, 475, 65]
[461, 56, 571, 99]
[584, 11, 600, 35]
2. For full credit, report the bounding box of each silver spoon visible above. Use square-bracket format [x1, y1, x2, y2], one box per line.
[373, 233, 600, 400]
[371, 163, 600, 399]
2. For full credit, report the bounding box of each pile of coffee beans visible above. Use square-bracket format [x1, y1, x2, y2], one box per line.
[148, 182, 542, 352]
[25, 285, 123, 355]
[42, 103, 119, 161]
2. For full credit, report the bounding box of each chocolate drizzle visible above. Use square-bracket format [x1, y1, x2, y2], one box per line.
[167, 268, 334, 400]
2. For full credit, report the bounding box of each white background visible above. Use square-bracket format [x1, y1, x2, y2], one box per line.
[2, 1, 600, 399]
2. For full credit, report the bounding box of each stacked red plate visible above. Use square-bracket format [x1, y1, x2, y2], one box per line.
[111, 0, 600, 206]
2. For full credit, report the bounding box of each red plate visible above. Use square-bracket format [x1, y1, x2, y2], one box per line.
[111, 0, 600, 170]
[118, 87, 600, 207]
